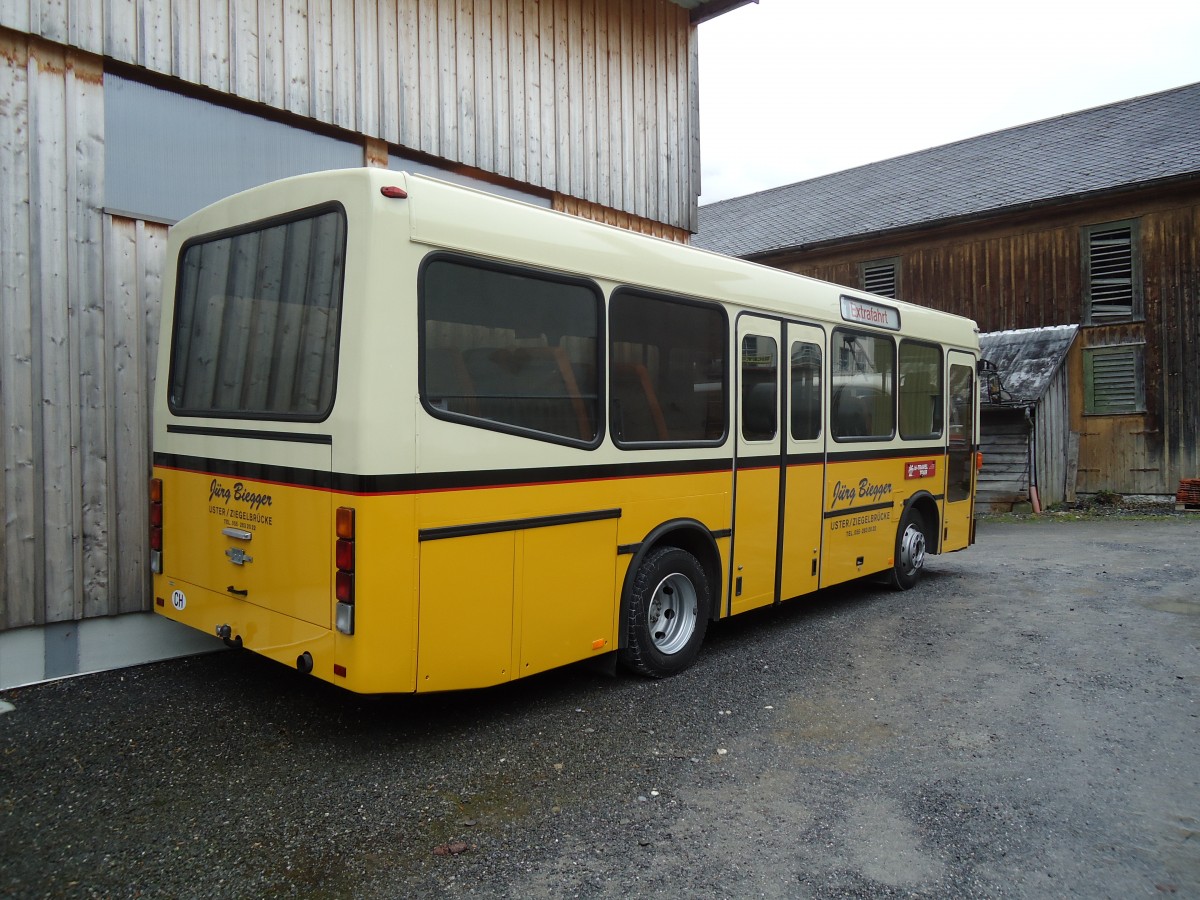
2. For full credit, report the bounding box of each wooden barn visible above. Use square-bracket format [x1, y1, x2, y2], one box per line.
[694, 82, 1200, 505]
[976, 325, 1078, 513]
[0, 0, 750, 688]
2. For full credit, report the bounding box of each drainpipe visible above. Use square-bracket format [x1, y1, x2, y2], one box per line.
[1025, 405, 1041, 513]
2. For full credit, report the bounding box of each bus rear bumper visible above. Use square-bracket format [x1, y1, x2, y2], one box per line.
[153, 579, 336, 683]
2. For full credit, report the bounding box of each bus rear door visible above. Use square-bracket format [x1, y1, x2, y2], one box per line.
[731, 316, 783, 615]
[779, 323, 826, 601]
[943, 352, 978, 551]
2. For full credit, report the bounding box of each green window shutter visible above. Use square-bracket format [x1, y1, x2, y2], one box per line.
[1084, 345, 1144, 414]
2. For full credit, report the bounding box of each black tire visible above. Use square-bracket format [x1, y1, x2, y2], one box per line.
[889, 505, 927, 590]
[618, 546, 711, 678]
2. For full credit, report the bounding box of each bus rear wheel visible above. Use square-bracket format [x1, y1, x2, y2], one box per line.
[619, 546, 710, 678]
[889, 506, 927, 590]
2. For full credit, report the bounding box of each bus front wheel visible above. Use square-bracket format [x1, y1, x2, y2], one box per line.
[619, 546, 711, 678]
[889, 507, 927, 590]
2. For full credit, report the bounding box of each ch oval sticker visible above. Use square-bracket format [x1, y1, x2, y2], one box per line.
[171, 589, 186, 611]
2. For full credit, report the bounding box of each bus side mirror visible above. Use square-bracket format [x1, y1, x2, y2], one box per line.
[978, 359, 1004, 404]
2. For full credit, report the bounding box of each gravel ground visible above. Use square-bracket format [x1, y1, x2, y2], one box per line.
[2, 514, 1199, 899]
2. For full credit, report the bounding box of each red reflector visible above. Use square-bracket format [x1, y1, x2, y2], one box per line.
[150, 527, 163, 551]
[336, 538, 354, 572]
[149, 502, 163, 527]
[336, 570, 354, 603]
[380, 185, 408, 199]
[155, 596, 165, 607]
[334, 664, 347, 677]
[149, 478, 163, 502]
[336, 507, 355, 540]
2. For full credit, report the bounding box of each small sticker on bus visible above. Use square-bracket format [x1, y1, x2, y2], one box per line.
[905, 460, 938, 479]
[171, 589, 186, 611]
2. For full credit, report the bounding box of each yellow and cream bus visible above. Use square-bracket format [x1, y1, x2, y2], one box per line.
[150, 168, 980, 694]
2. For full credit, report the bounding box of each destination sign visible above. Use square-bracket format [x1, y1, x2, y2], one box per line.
[840, 295, 900, 331]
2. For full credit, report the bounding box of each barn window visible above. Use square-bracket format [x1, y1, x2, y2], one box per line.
[860, 258, 900, 299]
[1083, 344, 1145, 415]
[1082, 221, 1142, 324]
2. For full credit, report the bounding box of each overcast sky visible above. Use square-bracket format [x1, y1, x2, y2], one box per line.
[697, 0, 1200, 204]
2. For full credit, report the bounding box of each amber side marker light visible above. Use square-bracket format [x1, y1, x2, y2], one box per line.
[335, 507, 356, 635]
[976, 451, 985, 471]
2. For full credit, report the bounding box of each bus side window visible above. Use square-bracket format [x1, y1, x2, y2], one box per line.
[899, 340, 943, 439]
[830, 328, 895, 441]
[610, 291, 727, 445]
[421, 257, 601, 444]
[425, 348, 478, 416]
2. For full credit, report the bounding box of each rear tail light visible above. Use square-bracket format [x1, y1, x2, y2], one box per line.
[149, 478, 163, 574]
[335, 507, 355, 635]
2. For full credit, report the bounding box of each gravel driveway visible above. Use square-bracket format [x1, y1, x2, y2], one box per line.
[2, 515, 1198, 899]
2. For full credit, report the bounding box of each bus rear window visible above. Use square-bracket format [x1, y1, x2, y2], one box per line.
[168, 205, 346, 420]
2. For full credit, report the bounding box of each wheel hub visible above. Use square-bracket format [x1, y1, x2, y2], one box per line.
[647, 572, 698, 655]
[899, 523, 926, 575]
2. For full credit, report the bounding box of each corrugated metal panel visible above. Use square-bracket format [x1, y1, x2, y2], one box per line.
[2, 0, 699, 231]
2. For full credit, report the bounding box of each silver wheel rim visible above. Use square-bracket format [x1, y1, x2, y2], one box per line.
[899, 523, 926, 576]
[647, 572, 698, 655]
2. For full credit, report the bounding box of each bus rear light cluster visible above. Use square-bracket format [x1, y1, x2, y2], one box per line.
[149, 478, 164, 574]
[335, 506, 355, 635]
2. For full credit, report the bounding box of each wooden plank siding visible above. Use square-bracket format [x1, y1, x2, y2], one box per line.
[977, 412, 1030, 513]
[1, 34, 157, 631]
[1033, 360, 1072, 507]
[1, 1, 701, 230]
[1, 3, 703, 633]
[771, 183, 1200, 498]
[0, 32, 193, 632]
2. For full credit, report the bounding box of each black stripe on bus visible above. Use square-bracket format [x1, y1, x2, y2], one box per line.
[823, 501, 896, 519]
[166, 424, 333, 445]
[826, 446, 948, 463]
[785, 451, 826, 467]
[153, 453, 335, 489]
[419, 508, 621, 542]
[355, 457, 733, 494]
[152, 453, 735, 494]
[735, 454, 781, 471]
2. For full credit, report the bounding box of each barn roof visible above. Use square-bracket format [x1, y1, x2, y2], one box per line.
[979, 325, 1078, 407]
[670, 0, 756, 24]
[693, 81, 1200, 257]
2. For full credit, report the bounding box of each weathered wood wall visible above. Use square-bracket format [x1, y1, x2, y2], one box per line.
[0, 2, 703, 632]
[977, 412, 1029, 513]
[1034, 358, 1072, 507]
[0, 0, 700, 231]
[0, 33, 170, 630]
[773, 185, 1200, 497]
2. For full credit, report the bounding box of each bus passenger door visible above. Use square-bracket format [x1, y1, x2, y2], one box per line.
[779, 324, 826, 601]
[943, 352, 978, 552]
[731, 316, 783, 615]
